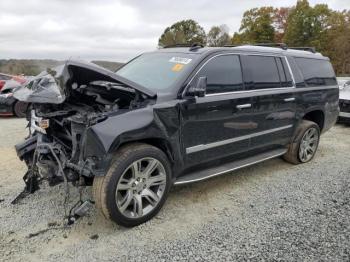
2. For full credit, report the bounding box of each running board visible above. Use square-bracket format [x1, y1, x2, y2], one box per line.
[174, 148, 287, 185]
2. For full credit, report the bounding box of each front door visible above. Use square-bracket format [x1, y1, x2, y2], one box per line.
[181, 54, 254, 167]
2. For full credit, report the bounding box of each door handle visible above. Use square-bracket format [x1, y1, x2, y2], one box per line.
[236, 103, 252, 109]
[284, 97, 295, 102]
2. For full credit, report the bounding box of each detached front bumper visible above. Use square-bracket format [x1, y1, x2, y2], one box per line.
[0, 94, 16, 116]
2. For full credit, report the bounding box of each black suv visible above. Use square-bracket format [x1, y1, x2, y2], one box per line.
[14, 45, 339, 227]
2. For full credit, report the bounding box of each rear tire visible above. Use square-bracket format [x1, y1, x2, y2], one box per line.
[13, 101, 29, 118]
[93, 143, 171, 227]
[283, 120, 320, 164]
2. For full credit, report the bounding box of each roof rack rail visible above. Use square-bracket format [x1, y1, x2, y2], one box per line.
[254, 43, 288, 50]
[163, 44, 193, 48]
[189, 43, 204, 51]
[162, 43, 204, 51]
[252, 43, 316, 53]
[288, 47, 316, 53]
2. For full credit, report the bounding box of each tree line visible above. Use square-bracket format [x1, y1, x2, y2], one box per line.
[158, 0, 350, 76]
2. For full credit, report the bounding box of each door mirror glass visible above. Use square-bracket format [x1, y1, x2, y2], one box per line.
[188, 76, 206, 97]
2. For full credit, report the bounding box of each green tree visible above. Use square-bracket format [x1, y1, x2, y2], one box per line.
[231, 32, 246, 45]
[283, 0, 331, 50]
[274, 7, 291, 42]
[207, 24, 231, 47]
[238, 7, 276, 43]
[324, 10, 350, 75]
[158, 19, 206, 47]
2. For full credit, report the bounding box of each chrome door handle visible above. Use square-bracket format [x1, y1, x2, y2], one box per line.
[236, 103, 252, 109]
[284, 97, 295, 102]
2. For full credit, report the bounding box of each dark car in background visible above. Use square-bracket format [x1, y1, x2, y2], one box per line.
[13, 44, 338, 227]
[0, 73, 29, 117]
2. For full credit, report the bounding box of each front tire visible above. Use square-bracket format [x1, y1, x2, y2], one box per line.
[13, 101, 29, 118]
[283, 120, 320, 164]
[93, 143, 171, 227]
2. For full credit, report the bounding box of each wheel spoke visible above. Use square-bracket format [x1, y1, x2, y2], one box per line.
[142, 188, 160, 206]
[119, 191, 133, 212]
[133, 194, 143, 217]
[118, 183, 131, 191]
[307, 146, 314, 154]
[120, 177, 130, 184]
[143, 159, 159, 178]
[148, 173, 166, 187]
[309, 138, 318, 144]
[131, 161, 141, 178]
[302, 149, 307, 161]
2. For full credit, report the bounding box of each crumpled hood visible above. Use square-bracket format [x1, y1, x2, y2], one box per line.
[13, 60, 156, 104]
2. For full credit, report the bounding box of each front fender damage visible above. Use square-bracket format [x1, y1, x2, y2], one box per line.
[11, 60, 156, 224]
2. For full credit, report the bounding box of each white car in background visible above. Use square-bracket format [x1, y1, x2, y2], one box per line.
[338, 77, 350, 123]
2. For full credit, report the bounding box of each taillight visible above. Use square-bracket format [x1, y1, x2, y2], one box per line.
[0, 80, 5, 91]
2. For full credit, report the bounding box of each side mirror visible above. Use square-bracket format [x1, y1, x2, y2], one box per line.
[187, 76, 206, 98]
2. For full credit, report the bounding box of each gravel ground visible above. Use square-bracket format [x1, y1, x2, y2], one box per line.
[0, 118, 349, 261]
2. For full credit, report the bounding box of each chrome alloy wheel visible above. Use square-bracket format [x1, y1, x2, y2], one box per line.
[298, 127, 319, 162]
[115, 157, 167, 218]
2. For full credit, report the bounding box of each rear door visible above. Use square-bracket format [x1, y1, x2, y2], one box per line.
[181, 54, 254, 166]
[240, 55, 297, 150]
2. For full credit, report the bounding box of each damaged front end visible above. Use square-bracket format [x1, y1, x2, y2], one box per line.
[12, 60, 155, 222]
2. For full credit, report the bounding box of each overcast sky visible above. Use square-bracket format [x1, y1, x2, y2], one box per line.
[0, 0, 347, 62]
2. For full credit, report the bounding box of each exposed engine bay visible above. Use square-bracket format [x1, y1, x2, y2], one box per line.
[12, 60, 155, 222]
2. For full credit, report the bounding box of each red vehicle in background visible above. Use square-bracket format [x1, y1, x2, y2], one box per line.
[0, 73, 29, 117]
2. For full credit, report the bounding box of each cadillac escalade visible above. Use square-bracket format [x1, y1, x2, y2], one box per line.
[13, 44, 339, 227]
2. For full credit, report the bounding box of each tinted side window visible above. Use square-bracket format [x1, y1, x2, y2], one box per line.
[195, 55, 243, 94]
[295, 58, 337, 87]
[245, 56, 281, 89]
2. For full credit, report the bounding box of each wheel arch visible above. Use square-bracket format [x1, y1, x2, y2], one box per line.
[302, 110, 325, 132]
[116, 138, 176, 165]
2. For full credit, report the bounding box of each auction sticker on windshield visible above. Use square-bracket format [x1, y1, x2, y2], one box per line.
[169, 57, 192, 64]
[172, 64, 184, 72]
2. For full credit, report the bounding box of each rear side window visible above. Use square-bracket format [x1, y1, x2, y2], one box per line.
[244, 56, 281, 89]
[295, 58, 337, 87]
[195, 55, 244, 94]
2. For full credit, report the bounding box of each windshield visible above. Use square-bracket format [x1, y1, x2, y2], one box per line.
[116, 52, 198, 92]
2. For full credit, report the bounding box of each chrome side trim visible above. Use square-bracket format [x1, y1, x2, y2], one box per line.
[204, 86, 293, 97]
[175, 150, 287, 185]
[186, 125, 293, 154]
[284, 97, 296, 102]
[199, 85, 338, 98]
